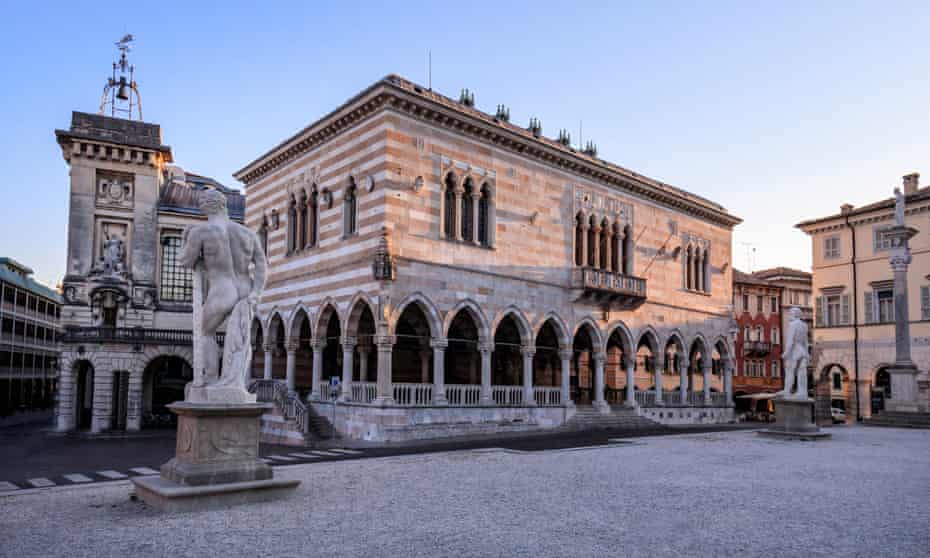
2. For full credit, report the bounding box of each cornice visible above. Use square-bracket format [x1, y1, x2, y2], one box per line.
[234, 76, 742, 229]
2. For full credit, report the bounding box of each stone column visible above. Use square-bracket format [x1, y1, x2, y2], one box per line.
[454, 187, 464, 241]
[625, 356, 636, 407]
[615, 229, 624, 272]
[886, 233, 921, 411]
[702, 361, 712, 406]
[580, 223, 589, 267]
[724, 358, 734, 407]
[339, 337, 356, 401]
[479, 341, 493, 405]
[374, 335, 395, 405]
[604, 228, 613, 272]
[593, 351, 607, 411]
[591, 225, 601, 269]
[284, 339, 298, 391]
[309, 339, 325, 400]
[262, 342, 273, 380]
[559, 346, 573, 407]
[654, 354, 664, 406]
[358, 346, 370, 383]
[471, 191, 482, 246]
[679, 357, 689, 405]
[431, 339, 448, 405]
[521, 346, 536, 406]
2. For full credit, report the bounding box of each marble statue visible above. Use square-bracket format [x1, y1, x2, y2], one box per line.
[92, 234, 124, 275]
[894, 187, 905, 226]
[180, 189, 267, 403]
[780, 307, 810, 400]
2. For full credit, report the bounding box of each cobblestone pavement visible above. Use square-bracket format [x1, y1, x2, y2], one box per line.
[1, 426, 927, 558]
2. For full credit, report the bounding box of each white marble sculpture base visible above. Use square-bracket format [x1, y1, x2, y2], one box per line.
[758, 397, 831, 441]
[185, 384, 257, 404]
[886, 364, 922, 413]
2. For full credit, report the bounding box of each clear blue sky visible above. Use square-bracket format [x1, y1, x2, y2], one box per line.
[2, 1, 928, 287]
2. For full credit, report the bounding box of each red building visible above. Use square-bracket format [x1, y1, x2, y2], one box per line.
[732, 270, 784, 414]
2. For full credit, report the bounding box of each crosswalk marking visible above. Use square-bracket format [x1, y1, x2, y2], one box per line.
[267, 454, 297, 462]
[27, 478, 55, 488]
[63, 474, 93, 483]
[327, 449, 362, 455]
[260, 458, 273, 464]
[97, 470, 128, 480]
[0, 481, 21, 492]
[308, 450, 340, 457]
[129, 467, 159, 476]
[288, 452, 318, 459]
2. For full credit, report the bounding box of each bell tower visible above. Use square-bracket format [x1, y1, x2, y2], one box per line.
[55, 36, 172, 329]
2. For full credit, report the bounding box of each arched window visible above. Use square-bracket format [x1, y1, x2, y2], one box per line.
[443, 173, 456, 239]
[587, 215, 597, 268]
[574, 212, 585, 266]
[685, 246, 693, 289]
[298, 190, 308, 250]
[287, 195, 297, 254]
[478, 183, 491, 246]
[622, 224, 634, 275]
[611, 223, 622, 273]
[599, 218, 609, 269]
[344, 178, 358, 236]
[461, 178, 474, 242]
[702, 248, 710, 293]
[308, 188, 318, 247]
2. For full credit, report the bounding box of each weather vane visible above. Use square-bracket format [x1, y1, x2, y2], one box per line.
[98, 34, 143, 120]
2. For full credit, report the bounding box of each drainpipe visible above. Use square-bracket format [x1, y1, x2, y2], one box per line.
[844, 213, 862, 422]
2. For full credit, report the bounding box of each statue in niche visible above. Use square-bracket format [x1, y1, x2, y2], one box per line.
[779, 307, 810, 400]
[91, 233, 125, 275]
[180, 189, 267, 403]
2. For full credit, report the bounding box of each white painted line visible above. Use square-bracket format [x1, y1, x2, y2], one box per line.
[288, 453, 318, 459]
[308, 450, 340, 457]
[0, 481, 21, 492]
[267, 454, 297, 462]
[27, 478, 55, 488]
[260, 458, 273, 464]
[129, 467, 159, 476]
[327, 449, 362, 455]
[63, 474, 93, 484]
[97, 470, 128, 480]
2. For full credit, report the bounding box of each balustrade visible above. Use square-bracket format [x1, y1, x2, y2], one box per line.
[445, 384, 481, 406]
[351, 382, 377, 404]
[393, 383, 433, 406]
[492, 385, 524, 406]
[533, 387, 561, 406]
[709, 392, 727, 406]
[635, 390, 656, 407]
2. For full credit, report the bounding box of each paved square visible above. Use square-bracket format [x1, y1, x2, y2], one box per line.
[62, 474, 93, 484]
[1, 427, 927, 557]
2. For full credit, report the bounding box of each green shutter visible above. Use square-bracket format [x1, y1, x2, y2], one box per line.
[863, 291, 873, 324]
[922, 286, 930, 320]
[841, 294, 851, 325]
[815, 296, 824, 326]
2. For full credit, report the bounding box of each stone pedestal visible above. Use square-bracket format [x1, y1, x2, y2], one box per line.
[132, 402, 300, 512]
[758, 398, 831, 441]
[886, 364, 921, 413]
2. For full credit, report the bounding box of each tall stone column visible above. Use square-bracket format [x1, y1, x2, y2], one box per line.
[680, 357, 690, 405]
[521, 346, 536, 406]
[604, 229, 613, 271]
[559, 346, 573, 407]
[454, 188, 464, 241]
[284, 339, 298, 391]
[580, 223, 589, 267]
[471, 191, 482, 246]
[358, 346, 370, 383]
[593, 351, 607, 411]
[309, 339, 325, 400]
[885, 220, 921, 412]
[262, 341, 274, 380]
[340, 337, 356, 402]
[591, 225, 601, 269]
[374, 335, 395, 405]
[702, 361, 712, 406]
[625, 356, 636, 407]
[654, 354, 664, 406]
[479, 341, 493, 405]
[431, 339, 448, 405]
[724, 358, 734, 407]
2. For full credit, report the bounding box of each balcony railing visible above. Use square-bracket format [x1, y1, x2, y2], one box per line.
[743, 341, 772, 357]
[60, 326, 224, 346]
[571, 268, 647, 309]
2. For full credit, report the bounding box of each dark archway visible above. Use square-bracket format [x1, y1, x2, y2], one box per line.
[571, 325, 597, 404]
[492, 315, 523, 386]
[873, 367, 891, 414]
[73, 360, 95, 430]
[446, 309, 480, 385]
[392, 303, 433, 383]
[533, 320, 561, 388]
[142, 355, 192, 428]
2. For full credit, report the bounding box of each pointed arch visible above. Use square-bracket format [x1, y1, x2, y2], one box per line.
[635, 326, 660, 355]
[442, 171, 458, 239]
[443, 299, 491, 341]
[663, 329, 687, 354]
[344, 292, 378, 338]
[287, 303, 313, 343]
[689, 333, 711, 366]
[390, 292, 442, 339]
[491, 305, 533, 346]
[604, 320, 634, 355]
[314, 298, 342, 342]
[533, 311, 571, 347]
[572, 316, 604, 350]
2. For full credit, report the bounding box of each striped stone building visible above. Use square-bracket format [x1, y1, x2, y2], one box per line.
[238, 76, 742, 442]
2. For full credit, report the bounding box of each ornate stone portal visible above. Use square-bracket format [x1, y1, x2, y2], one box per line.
[132, 190, 299, 512]
[759, 307, 830, 440]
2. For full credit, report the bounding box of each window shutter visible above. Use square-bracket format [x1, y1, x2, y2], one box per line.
[841, 294, 851, 325]
[863, 291, 873, 324]
[815, 296, 824, 327]
[921, 286, 930, 320]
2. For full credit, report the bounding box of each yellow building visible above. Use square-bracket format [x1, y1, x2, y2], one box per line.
[797, 173, 929, 421]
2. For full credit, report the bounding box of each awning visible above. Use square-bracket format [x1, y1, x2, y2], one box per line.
[735, 392, 778, 400]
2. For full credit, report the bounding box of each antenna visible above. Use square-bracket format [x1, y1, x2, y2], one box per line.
[428, 50, 432, 90]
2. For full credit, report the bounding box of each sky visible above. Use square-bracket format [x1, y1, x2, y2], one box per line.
[1, 1, 928, 287]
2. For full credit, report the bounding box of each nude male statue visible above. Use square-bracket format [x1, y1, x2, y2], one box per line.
[780, 307, 810, 400]
[180, 189, 267, 394]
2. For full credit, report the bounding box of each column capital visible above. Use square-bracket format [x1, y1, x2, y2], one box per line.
[679, 358, 690, 370]
[520, 346, 536, 358]
[341, 336, 357, 350]
[430, 338, 449, 350]
[374, 334, 396, 348]
[284, 338, 300, 353]
[262, 341, 275, 352]
[592, 351, 606, 364]
[558, 348, 574, 360]
[309, 338, 327, 351]
[478, 341, 494, 354]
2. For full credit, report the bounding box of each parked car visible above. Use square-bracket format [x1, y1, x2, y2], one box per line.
[831, 407, 846, 424]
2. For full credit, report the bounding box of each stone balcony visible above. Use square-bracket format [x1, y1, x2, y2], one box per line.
[570, 268, 647, 309]
[61, 326, 224, 346]
[743, 340, 772, 357]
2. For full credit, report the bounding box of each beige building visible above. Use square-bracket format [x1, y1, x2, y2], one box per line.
[797, 173, 930, 420]
[238, 75, 742, 442]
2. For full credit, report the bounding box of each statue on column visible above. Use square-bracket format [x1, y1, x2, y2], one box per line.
[180, 189, 267, 403]
[894, 187, 906, 227]
[780, 307, 810, 400]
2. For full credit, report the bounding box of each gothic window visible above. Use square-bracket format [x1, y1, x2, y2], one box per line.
[922, 285, 930, 321]
[574, 212, 585, 266]
[461, 178, 474, 242]
[160, 235, 193, 303]
[702, 248, 710, 293]
[478, 183, 491, 246]
[287, 195, 297, 254]
[443, 173, 457, 239]
[587, 215, 597, 268]
[622, 224, 634, 275]
[611, 223, 622, 273]
[344, 178, 358, 236]
[685, 246, 694, 289]
[599, 218, 609, 269]
[308, 188, 318, 247]
[298, 190, 308, 249]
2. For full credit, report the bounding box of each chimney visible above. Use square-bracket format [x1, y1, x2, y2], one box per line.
[840, 203, 854, 215]
[903, 172, 919, 195]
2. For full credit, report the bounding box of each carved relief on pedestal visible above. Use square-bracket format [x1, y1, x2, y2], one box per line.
[95, 170, 134, 210]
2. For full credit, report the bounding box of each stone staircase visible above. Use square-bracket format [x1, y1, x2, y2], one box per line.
[863, 411, 930, 429]
[561, 405, 671, 434]
[259, 402, 337, 446]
